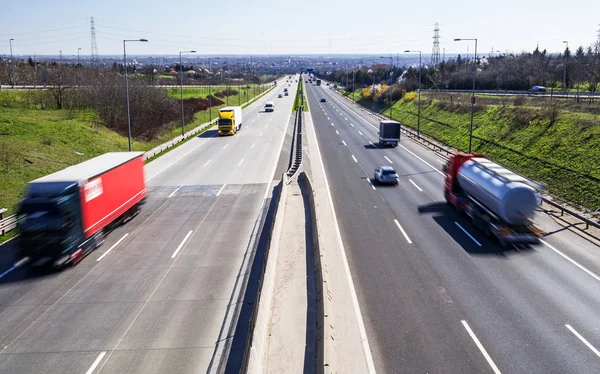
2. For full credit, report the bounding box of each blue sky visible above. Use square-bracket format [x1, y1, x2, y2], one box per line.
[1, 0, 599, 57]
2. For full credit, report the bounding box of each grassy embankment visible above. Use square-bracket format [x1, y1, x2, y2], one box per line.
[293, 79, 308, 111]
[341, 89, 600, 211]
[0, 85, 273, 221]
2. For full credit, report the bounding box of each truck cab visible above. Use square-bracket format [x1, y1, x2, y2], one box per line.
[218, 106, 243, 136]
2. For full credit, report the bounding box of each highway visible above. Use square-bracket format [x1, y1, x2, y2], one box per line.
[306, 80, 600, 373]
[0, 76, 298, 373]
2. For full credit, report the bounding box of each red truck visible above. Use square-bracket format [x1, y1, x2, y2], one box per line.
[17, 152, 146, 267]
[443, 153, 543, 247]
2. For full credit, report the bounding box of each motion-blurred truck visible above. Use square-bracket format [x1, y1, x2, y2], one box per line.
[218, 106, 243, 136]
[443, 153, 543, 247]
[378, 120, 401, 147]
[17, 152, 147, 267]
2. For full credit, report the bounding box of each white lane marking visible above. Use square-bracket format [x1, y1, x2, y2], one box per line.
[350, 123, 355, 127]
[203, 159, 212, 167]
[394, 219, 413, 244]
[455, 222, 482, 247]
[541, 239, 600, 283]
[238, 158, 245, 166]
[216, 183, 227, 196]
[171, 230, 193, 259]
[259, 132, 263, 137]
[85, 351, 107, 374]
[358, 130, 363, 136]
[367, 178, 376, 190]
[96, 233, 129, 262]
[351, 155, 358, 163]
[461, 321, 502, 374]
[384, 156, 393, 164]
[369, 141, 375, 146]
[309, 106, 376, 374]
[250, 142, 255, 149]
[168, 186, 181, 198]
[342, 140, 347, 146]
[222, 144, 229, 150]
[146, 133, 217, 181]
[345, 117, 348, 121]
[0, 257, 30, 279]
[336, 130, 339, 135]
[331, 122, 335, 127]
[400, 145, 444, 176]
[566, 324, 600, 358]
[409, 179, 423, 192]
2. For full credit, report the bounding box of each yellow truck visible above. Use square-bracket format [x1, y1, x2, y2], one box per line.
[218, 106, 243, 136]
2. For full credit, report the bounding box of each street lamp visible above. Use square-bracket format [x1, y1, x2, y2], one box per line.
[454, 38, 478, 153]
[380, 56, 393, 118]
[207, 57, 222, 121]
[562, 41, 568, 97]
[179, 50, 196, 137]
[123, 38, 148, 151]
[9, 38, 15, 87]
[405, 50, 422, 138]
[77, 47, 82, 88]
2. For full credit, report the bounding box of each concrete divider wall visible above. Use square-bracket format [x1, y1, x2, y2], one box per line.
[298, 171, 337, 374]
[246, 173, 288, 373]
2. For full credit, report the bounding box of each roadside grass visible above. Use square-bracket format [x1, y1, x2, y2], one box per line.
[339, 88, 600, 210]
[293, 79, 307, 111]
[165, 84, 266, 100]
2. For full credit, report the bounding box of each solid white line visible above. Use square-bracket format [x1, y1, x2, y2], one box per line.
[308, 108, 377, 374]
[394, 219, 413, 244]
[541, 239, 600, 283]
[168, 186, 181, 198]
[85, 352, 107, 374]
[251, 142, 255, 149]
[461, 320, 502, 374]
[96, 233, 129, 262]
[222, 144, 229, 150]
[409, 179, 423, 192]
[384, 156, 393, 164]
[342, 140, 347, 146]
[566, 324, 600, 358]
[351, 155, 358, 163]
[401, 145, 445, 176]
[455, 222, 482, 247]
[171, 230, 193, 259]
[367, 178, 376, 190]
[216, 183, 226, 196]
[336, 130, 339, 135]
[203, 159, 212, 167]
[358, 130, 363, 136]
[238, 158, 245, 166]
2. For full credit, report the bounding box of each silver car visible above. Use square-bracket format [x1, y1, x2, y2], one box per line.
[374, 166, 399, 185]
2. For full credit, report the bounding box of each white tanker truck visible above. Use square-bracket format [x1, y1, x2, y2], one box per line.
[443, 153, 543, 247]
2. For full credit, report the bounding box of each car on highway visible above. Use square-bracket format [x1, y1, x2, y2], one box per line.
[374, 166, 399, 185]
[284, 92, 289, 96]
[528, 85, 547, 93]
[320, 97, 326, 102]
[326, 83, 329, 86]
[264, 101, 275, 112]
[278, 93, 283, 98]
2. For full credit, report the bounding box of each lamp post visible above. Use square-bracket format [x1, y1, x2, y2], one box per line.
[454, 38, 477, 153]
[380, 56, 393, 118]
[352, 66, 356, 102]
[207, 57, 222, 121]
[372, 69, 375, 112]
[405, 50, 422, 138]
[562, 41, 568, 98]
[9, 38, 15, 87]
[123, 38, 148, 151]
[179, 50, 196, 137]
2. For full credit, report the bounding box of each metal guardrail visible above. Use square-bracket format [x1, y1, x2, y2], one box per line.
[286, 106, 303, 184]
[333, 88, 600, 234]
[0, 214, 18, 236]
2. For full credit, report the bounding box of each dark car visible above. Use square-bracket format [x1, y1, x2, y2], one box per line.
[528, 85, 546, 93]
[320, 98, 326, 102]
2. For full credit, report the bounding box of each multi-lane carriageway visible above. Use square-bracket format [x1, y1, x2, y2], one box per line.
[0, 77, 298, 373]
[306, 81, 600, 373]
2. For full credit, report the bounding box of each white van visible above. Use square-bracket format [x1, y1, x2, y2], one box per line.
[264, 101, 275, 112]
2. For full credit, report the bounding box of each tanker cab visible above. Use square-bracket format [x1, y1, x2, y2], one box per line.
[218, 110, 237, 136]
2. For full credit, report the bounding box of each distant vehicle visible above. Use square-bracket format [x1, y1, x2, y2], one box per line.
[17, 152, 146, 267]
[283, 88, 288, 92]
[378, 120, 401, 147]
[325, 82, 329, 86]
[528, 86, 546, 93]
[374, 166, 399, 185]
[320, 97, 326, 102]
[443, 153, 542, 247]
[316, 79, 321, 86]
[264, 101, 275, 112]
[218, 106, 243, 136]
[284, 92, 289, 96]
[278, 93, 283, 98]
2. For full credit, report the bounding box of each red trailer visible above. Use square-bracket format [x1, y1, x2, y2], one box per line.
[17, 152, 146, 267]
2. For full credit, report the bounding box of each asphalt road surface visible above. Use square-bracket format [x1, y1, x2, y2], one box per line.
[0, 76, 298, 373]
[306, 81, 600, 373]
